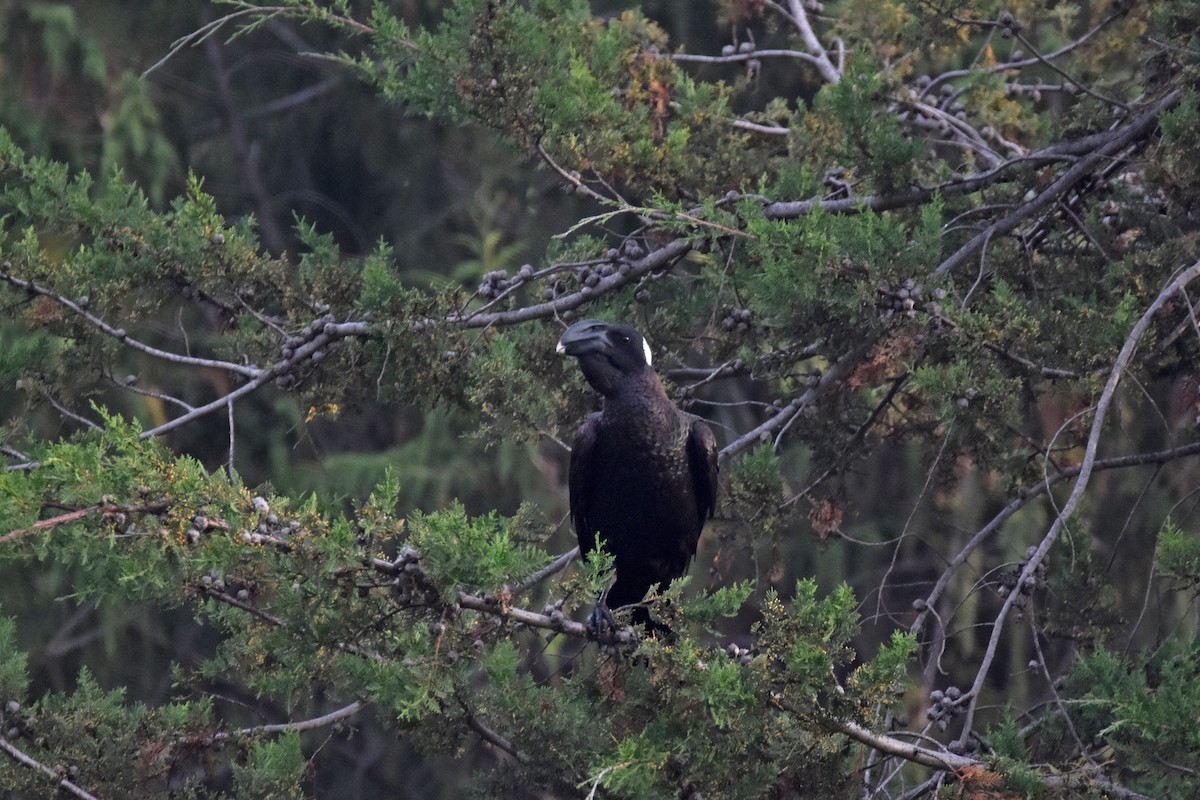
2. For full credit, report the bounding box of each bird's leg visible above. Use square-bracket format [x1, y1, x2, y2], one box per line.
[586, 591, 617, 638]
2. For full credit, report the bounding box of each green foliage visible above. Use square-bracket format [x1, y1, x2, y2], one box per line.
[1, 0, 1199, 796]
[586, 731, 668, 798]
[577, 532, 617, 595]
[1066, 640, 1200, 797]
[807, 58, 922, 192]
[1156, 518, 1200, 594]
[232, 733, 306, 798]
[408, 502, 550, 599]
[987, 712, 1027, 762]
[682, 580, 755, 628]
[0, 616, 29, 702]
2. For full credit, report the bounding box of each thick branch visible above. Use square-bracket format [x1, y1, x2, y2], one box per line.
[671, 49, 827, 69]
[464, 711, 523, 761]
[933, 91, 1180, 279]
[839, 720, 972, 772]
[455, 591, 634, 645]
[783, 0, 841, 83]
[237, 701, 363, 740]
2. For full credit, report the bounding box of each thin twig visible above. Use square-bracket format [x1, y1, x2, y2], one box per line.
[508, 547, 579, 596]
[718, 342, 872, 463]
[0, 270, 258, 378]
[0, 501, 170, 546]
[47, 397, 103, 432]
[910, 438, 1200, 644]
[922, 6, 1131, 98]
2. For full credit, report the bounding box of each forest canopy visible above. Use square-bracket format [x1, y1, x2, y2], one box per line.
[2, 0, 1200, 798]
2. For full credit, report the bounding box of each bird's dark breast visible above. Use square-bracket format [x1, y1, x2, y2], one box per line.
[584, 408, 701, 580]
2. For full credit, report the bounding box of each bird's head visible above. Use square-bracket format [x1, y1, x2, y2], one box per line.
[557, 319, 654, 397]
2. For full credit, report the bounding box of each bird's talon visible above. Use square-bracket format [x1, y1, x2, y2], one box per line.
[586, 603, 617, 640]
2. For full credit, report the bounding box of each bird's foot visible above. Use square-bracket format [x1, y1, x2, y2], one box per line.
[586, 602, 617, 640]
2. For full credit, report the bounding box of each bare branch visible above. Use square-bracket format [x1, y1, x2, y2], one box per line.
[1013, 29, 1127, 111]
[952, 258, 1200, 747]
[46, 396, 103, 432]
[0, 500, 170, 547]
[910, 438, 1200, 644]
[922, 5, 1132, 99]
[718, 342, 872, 463]
[445, 239, 695, 329]
[934, 91, 1180, 279]
[731, 119, 790, 136]
[536, 141, 612, 205]
[0, 735, 101, 800]
[671, 48, 827, 69]
[138, 320, 369, 439]
[233, 701, 364, 738]
[200, 587, 285, 627]
[839, 720, 972, 772]
[0, 269, 259, 378]
[456, 591, 634, 646]
[508, 547, 579, 596]
[782, 0, 841, 83]
[464, 709, 523, 761]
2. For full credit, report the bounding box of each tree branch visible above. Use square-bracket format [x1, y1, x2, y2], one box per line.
[952, 258, 1200, 748]
[455, 591, 634, 645]
[463, 709, 523, 762]
[232, 701, 364, 739]
[670, 48, 827, 69]
[0, 501, 170, 546]
[508, 547, 579, 596]
[933, 91, 1180, 279]
[922, 5, 1132, 99]
[718, 342, 872, 463]
[910, 438, 1200, 653]
[203, 27, 288, 256]
[782, 0, 841, 83]
[0, 268, 259, 378]
[839, 720, 972, 772]
[0, 735, 101, 800]
[444, 239, 695, 329]
[138, 320, 369, 439]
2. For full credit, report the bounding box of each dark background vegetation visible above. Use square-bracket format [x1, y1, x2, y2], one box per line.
[1, 0, 1199, 797]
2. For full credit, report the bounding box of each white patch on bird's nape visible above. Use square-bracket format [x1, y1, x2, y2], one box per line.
[642, 337, 653, 366]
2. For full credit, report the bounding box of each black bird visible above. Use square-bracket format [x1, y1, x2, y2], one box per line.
[557, 319, 718, 634]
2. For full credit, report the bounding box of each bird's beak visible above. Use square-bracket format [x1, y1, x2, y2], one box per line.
[556, 319, 611, 357]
